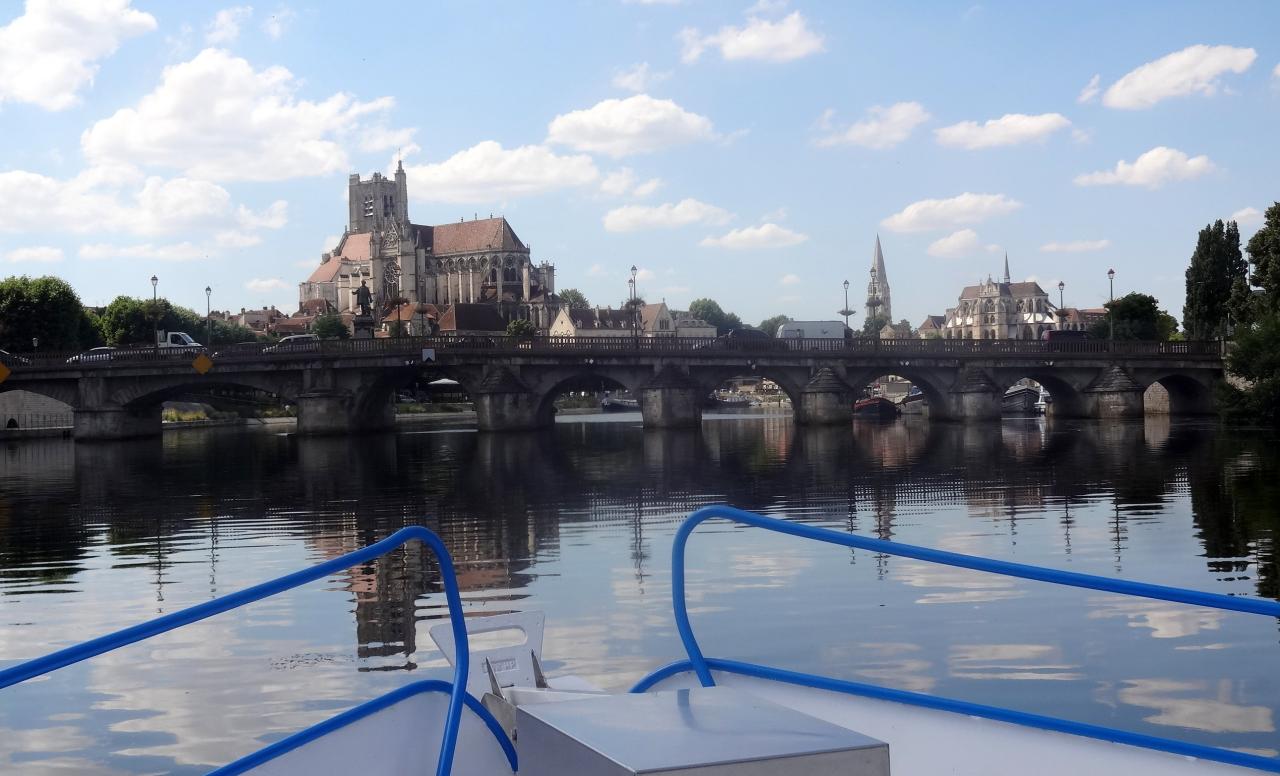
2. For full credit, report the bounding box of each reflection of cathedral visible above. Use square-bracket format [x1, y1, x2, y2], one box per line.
[299, 163, 562, 328]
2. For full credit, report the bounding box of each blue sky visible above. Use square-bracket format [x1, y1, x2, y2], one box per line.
[1, 0, 1277, 329]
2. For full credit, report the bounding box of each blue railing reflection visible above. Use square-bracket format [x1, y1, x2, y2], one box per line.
[0, 526, 492, 776]
[632, 505, 1280, 773]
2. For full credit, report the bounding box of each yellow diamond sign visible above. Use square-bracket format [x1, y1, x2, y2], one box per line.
[192, 354, 214, 374]
[0, 362, 10, 384]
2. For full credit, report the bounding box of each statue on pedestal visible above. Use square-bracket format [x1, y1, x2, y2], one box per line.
[355, 280, 373, 317]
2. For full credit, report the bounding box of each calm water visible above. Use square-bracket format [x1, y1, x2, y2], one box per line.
[1, 414, 1279, 773]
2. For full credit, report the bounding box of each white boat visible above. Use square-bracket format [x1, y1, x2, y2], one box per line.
[3, 510, 1278, 775]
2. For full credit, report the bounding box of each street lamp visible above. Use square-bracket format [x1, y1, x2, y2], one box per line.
[841, 279, 851, 330]
[1057, 280, 1065, 330]
[151, 275, 159, 353]
[205, 286, 212, 346]
[1107, 268, 1115, 342]
[32, 337, 37, 355]
[629, 265, 639, 345]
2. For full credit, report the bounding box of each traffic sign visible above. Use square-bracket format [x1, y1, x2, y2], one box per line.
[192, 354, 214, 374]
[0, 362, 10, 384]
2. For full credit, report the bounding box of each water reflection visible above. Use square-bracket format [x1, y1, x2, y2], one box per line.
[1, 416, 1278, 769]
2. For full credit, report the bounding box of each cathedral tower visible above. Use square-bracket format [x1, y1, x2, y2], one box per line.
[347, 161, 409, 234]
[865, 235, 892, 323]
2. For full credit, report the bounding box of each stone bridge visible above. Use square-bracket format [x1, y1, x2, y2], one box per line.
[0, 336, 1224, 440]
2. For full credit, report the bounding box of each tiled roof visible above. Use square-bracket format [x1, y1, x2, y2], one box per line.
[639, 302, 667, 331]
[439, 303, 506, 332]
[568, 308, 633, 330]
[958, 280, 1047, 299]
[335, 232, 372, 261]
[430, 217, 527, 255]
[306, 259, 343, 283]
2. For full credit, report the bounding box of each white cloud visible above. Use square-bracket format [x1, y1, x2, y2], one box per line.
[604, 199, 732, 232]
[587, 263, 607, 277]
[236, 200, 288, 229]
[635, 268, 656, 281]
[205, 6, 252, 45]
[600, 167, 662, 198]
[1073, 146, 1214, 189]
[321, 234, 341, 253]
[1230, 207, 1263, 226]
[680, 11, 824, 64]
[699, 223, 808, 249]
[359, 126, 417, 153]
[661, 285, 691, 294]
[780, 273, 801, 285]
[262, 6, 296, 39]
[1275, 62, 1280, 79]
[612, 62, 670, 93]
[403, 141, 597, 203]
[1040, 239, 1111, 253]
[1103, 44, 1257, 109]
[935, 112, 1071, 149]
[0, 167, 233, 236]
[547, 95, 715, 157]
[82, 48, 400, 181]
[79, 242, 207, 261]
[1077, 74, 1101, 104]
[4, 246, 63, 264]
[0, 0, 156, 110]
[881, 192, 1022, 233]
[246, 277, 289, 293]
[927, 229, 981, 258]
[818, 102, 930, 149]
[214, 231, 261, 248]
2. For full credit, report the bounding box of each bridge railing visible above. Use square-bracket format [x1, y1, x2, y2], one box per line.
[1, 336, 1224, 372]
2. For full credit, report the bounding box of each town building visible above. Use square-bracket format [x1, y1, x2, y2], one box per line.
[936, 257, 1057, 339]
[299, 163, 562, 329]
[865, 236, 892, 323]
[1056, 307, 1106, 333]
[549, 302, 712, 338]
[916, 315, 946, 338]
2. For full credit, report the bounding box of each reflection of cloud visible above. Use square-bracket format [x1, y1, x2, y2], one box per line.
[948, 643, 1081, 681]
[727, 550, 811, 589]
[838, 642, 936, 692]
[1118, 679, 1274, 734]
[892, 561, 1022, 604]
[1087, 597, 1224, 638]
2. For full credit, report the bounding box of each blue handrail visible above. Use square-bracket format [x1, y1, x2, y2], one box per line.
[0, 526, 486, 776]
[635, 505, 1280, 773]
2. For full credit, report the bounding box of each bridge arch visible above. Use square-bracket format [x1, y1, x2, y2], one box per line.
[534, 371, 640, 425]
[114, 376, 299, 409]
[1142, 372, 1216, 415]
[992, 370, 1089, 418]
[845, 366, 953, 420]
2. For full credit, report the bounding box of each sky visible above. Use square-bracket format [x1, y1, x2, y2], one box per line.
[1, 0, 1278, 329]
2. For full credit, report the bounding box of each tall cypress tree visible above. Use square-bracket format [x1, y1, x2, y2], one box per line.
[1183, 219, 1245, 339]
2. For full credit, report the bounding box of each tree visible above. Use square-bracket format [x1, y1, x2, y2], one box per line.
[559, 288, 590, 309]
[1219, 311, 1280, 424]
[758, 315, 792, 337]
[1245, 202, 1280, 314]
[0, 275, 98, 351]
[862, 315, 889, 336]
[1184, 219, 1246, 339]
[1089, 292, 1178, 341]
[689, 298, 745, 335]
[313, 313, 350, 339]
[506, 319, 537, 337]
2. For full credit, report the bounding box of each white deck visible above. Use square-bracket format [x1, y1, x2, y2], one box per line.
[649, 671, 1260, 775]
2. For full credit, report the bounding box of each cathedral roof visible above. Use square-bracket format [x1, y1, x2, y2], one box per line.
[334, 232, 372, 261]
[958, 281, 1047, 299]
[427, 217, 528, 255]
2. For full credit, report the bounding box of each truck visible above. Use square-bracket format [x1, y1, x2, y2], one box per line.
[154, 331, 204, 352]
[775, 321, 848, 339]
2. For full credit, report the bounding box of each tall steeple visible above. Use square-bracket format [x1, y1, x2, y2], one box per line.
[1002, 252, 1011, 284]
[865, 235, 892, 323]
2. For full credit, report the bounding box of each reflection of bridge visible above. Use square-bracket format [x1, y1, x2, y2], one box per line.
[0, 336, 1224, 439]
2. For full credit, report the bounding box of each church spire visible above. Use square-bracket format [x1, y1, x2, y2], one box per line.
[1002, 252, 1010, 284]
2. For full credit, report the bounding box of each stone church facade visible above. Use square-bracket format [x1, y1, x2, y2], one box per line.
[939, 257, 1057, 339]
[299, 163, 561, 329]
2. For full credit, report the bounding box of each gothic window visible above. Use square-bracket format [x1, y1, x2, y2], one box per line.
[363, 196, 375, 218]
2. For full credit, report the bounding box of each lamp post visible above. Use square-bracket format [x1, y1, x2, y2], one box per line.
[1057, 280, 1065, 330]
[841, 279, 851, 331]
[1107, 268, 1115, 342]
[629, 265, 638, 347]
[32, 337, 37, 356]
[205, 286, 212, 346]
[151, 275, 159, 353]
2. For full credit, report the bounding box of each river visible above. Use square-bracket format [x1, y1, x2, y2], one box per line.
[1, 413, 1278, 773]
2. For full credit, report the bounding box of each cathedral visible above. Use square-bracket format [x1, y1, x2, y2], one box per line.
[299, 163, 561, 329]
[865, 235, 892, 323]
[938, 257, 1056, 339]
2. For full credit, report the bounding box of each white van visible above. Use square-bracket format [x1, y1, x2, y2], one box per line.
[775, 321, 848, 339]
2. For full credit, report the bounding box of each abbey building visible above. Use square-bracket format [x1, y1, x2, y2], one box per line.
[937, 256, 1056, 339]
[299, 163, 561, 329]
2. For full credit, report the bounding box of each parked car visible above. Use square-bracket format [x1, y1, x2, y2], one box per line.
[264, 333, 321, 354]
[66, 347, 117, 364]
[701, 328, 789, 351]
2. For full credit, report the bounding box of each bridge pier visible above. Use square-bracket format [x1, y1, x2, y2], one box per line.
[295, 389, 394, 435]
[1084, 366, 1145, 419]
[73, 406, 162, 441]
[797, 368, 853, 426]
[949, 368, 1001, 421]
[640, 366, 702, 429]
[474, 368, 549, 432]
